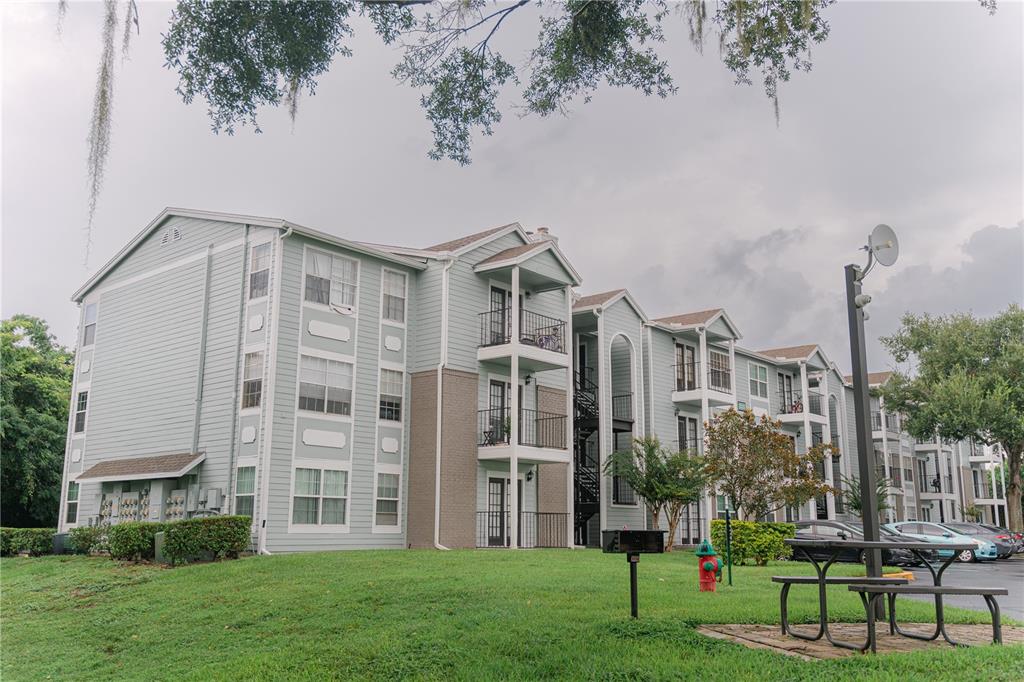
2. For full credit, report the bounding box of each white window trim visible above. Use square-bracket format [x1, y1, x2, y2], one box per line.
[302, 244, 360, 313]
[377, 367, 405, 424]
[286, 461, 352, 533]
[247, 240, 274, 303]
[240, 348, 266, 412]
[233, 464, 257, 516]
[295, 349, 357, 423]
[81, 301, 99, 349]
[748, 362, 770, 401]
[371, 465, 403, 533]
[73, 387, 91, 435]
[64, 480, 81, 527]
[380, 266, 408, 327]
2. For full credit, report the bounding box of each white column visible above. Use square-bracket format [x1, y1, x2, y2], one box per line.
[698, 328, 712, 532]
[728, 339, 736, 404]
[596, 310, 608, 532]
[879, 396, 893, 522]
[998, 461, 1008, 525]
[822, 385, 836, 519]
[509, 266, 520, 548]
[799, 362, 813, 519]
[564, 286, 574, 548]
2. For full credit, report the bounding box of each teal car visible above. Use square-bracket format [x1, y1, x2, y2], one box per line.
[884, 521, 998, 563]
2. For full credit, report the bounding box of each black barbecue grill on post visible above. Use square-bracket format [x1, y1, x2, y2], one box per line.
[602, 529, 666, 618]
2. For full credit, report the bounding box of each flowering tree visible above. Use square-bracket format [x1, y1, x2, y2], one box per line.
[703, 408, 834, 521]
[605, 437, 705, 551]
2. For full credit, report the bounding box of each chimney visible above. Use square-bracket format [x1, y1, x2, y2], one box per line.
[533, 226, 557, 245]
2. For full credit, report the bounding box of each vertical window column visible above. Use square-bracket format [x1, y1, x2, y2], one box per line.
[74, 391, 89, 433]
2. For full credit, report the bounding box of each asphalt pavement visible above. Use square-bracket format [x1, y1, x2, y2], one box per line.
[905, 554, 1024, 621]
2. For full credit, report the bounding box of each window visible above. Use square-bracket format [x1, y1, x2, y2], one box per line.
[677, 416, 699, 452]
[82, 303, 97, 346]
[748, 363, 768, 399]
[235, 466, 255, 517]
[241, 352, 263, 409]
[716, 495, 731, 520]
[708, 351, 731, 391]
[65, 481, 80, 524]
[382, 270, 407, 323]
[292, 467, 348, 525]
[305, 250, 358, 308]
[379, 369, 403, 421]
[249, 243, 271, 299]
[298, 355, 353, 416]
[375, 473, 400, 526]
[74, 391, 88, 433]
[612, 464, 637, 505]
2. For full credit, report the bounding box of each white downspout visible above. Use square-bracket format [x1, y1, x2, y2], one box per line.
[256, 226, 291, 555]
[434, 256, 455, 550]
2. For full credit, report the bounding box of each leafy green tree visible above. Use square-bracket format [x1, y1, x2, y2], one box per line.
[0, 316, 74, 527]
[703, 408, 834, 521]
[880, 304, 1024, 531]
[839, 474, 891, 518]
[605, 437, 706, 551]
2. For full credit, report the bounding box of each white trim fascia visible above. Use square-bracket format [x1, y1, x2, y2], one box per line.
[473, 240, 583, 287]
[451, 223, 526, 257]
[73, 207, 425, 302]
[577, 290, 647, 321]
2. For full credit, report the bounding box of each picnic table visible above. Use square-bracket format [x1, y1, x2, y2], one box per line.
[777, 538, 1005, 652]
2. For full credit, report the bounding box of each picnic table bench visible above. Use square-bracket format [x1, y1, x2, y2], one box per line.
[777, 538, 1006, 653]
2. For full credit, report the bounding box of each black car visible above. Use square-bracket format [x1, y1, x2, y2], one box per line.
[792, 520, 922, 566]
[978, 523, 1024, 554]
[842, 521, 939, 565]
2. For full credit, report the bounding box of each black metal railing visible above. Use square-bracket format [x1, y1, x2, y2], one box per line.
[477, 308, 566, 353]
[478, 408, 567, 449]
[708, 364, 732, 393]
[777, 389, 823, 416]
[519, 408, 567, 449]
[475, 511, 568, 548]
[611, 393, 633, 421]
[673, 361, 700, 392]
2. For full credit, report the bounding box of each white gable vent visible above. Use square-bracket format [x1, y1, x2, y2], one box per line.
[160, 228, 183, 245]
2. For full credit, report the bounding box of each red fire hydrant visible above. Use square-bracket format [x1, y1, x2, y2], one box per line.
[695, 538, 723, 592]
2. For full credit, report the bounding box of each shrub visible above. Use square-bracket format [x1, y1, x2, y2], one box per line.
[68, 525, 108, 554]
[710, 520, 795, 566]
[107, 522, 167, 561]
[0, 528, 56, 556]
[163, 516, 251, 565]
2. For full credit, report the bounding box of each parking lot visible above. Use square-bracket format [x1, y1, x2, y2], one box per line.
[906, 555, 1024, 621]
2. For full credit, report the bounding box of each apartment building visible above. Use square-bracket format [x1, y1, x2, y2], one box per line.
[57, 208, 1007, 552]
[866, 372, 1010, 527]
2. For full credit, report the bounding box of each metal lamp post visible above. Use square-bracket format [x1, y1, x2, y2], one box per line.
[845, 225, 900, 593]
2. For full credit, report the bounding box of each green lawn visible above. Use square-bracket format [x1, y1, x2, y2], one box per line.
[2, 550, 1022, 680]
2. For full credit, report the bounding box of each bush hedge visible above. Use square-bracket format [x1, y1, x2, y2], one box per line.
[164, 516, 251, 565]
[108, 522, 168, 561]
[68, 525, 108, 554]
[0, 528, 56, 556]
[710, 520, 795, 566]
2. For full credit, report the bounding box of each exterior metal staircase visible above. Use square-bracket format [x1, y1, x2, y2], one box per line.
[573, 370, 601, 545]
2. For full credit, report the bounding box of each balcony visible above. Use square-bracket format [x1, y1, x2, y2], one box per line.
[671, 361, 734, 406]
[870, 411, 898, 433]
[776, 389, 825, 423]
[477, 308, 568, 370]
[477, 407, 568, 462]
[611, 393, 633, 422]
[475, 511, 568, 548]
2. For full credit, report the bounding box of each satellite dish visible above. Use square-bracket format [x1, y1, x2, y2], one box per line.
[869, 224, 899, 267]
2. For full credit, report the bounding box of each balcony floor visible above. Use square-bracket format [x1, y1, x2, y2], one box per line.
[477, 443, 571, 465]
[477, 342, 570, 371]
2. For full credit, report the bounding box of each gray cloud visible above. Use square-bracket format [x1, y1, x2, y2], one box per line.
[2, 1, 1021, 371]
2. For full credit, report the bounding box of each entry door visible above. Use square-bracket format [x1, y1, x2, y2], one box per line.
[675, 345, 697, 390]
[487, 478, 506, 547]
[778, 373, 794, 409]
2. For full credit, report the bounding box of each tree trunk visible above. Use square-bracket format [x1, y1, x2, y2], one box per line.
[1006, 446, 1023, 532]
[665, 503, 682, 553]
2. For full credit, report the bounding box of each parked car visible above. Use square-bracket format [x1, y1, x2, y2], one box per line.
[792, 521, 919, 566]
[885, 521, 998, 562]
[940, 522, 1015, 559]
[977, 523, 1024, 554]
[840, 521, 938, 565]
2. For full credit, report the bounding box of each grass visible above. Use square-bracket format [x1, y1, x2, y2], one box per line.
[2, 549, 1022, 680]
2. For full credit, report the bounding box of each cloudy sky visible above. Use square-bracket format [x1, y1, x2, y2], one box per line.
[3, 1, 1022, 371]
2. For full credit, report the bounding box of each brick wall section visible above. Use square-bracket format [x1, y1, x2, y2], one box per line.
[439, 369, 479, 548]
[536, 386, 568, 515]
[407, 370, 439, 548]
[407, 368, 480, 549]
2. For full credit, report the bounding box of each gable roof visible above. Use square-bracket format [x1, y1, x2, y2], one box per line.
[757, 344, 820, 361]
[475, 242, 547, 267]
[75, 451, 205, 482]
[573, 289, 626, 310]
[652, 308, 723, 327]
[73, 207, 426, 302]
[424, 223, 520, 252]
[844, 371, 893, 386]
[572, 288, 647, 320]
